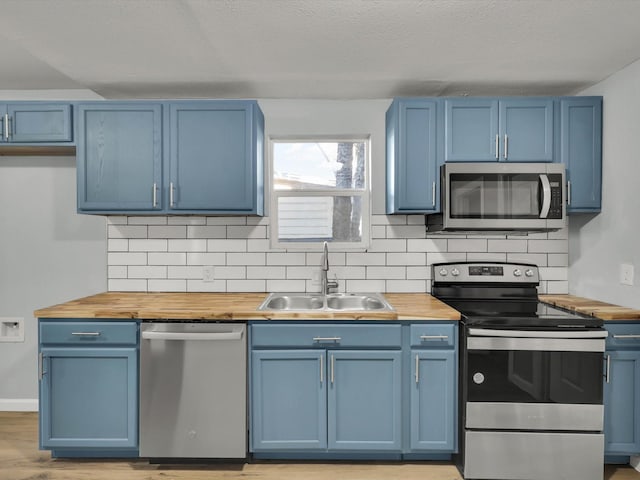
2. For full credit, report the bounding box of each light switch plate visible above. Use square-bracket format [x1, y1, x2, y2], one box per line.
[620, 263, 635, 286]
[0, 318, 24, 342]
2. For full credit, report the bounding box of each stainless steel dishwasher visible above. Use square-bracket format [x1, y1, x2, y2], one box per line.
[139, 322, 247, 459]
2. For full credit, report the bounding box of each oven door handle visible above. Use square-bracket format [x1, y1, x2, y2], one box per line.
[468, 328, 608, 339]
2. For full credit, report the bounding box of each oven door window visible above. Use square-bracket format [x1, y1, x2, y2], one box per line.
[467, 349, 603, 404]
[449, 173, 541, 219]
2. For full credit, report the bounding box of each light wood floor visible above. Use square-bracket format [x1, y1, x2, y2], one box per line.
[2, 412, 640, 480]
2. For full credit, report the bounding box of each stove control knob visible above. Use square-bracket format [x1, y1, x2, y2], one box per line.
[451, 268, 460, 276]
[525, 269, 534, 277]
[513, 268, 522, 277]
[439, 268, 448, 277]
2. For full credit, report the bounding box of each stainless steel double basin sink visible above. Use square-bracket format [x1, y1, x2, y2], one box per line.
[258, 292, 394, 312]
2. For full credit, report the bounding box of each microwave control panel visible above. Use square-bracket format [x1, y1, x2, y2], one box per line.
[548, 174, 563, 219]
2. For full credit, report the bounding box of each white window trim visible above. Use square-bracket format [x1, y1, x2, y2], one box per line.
[268, 135, 371, 251]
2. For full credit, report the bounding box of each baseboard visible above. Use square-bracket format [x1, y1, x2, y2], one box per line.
[630, 455, 640, 472]
[0, 398, 38, 411]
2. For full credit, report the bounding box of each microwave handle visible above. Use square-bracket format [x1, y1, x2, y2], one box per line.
[539, 174, 551, 218]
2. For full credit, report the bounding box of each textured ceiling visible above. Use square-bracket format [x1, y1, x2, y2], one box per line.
[0, 0, 639, 99]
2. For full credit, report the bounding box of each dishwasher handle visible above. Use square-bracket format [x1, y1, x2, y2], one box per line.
[141, 330, 243, 341]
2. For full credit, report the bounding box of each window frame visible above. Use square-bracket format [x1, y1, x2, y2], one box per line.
[268, 135, 371, 251]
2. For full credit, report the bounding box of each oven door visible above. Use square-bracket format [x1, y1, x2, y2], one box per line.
[465, 328, 607, 431]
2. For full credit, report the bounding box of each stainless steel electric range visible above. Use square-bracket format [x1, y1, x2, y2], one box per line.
[432, 262, 607, 480]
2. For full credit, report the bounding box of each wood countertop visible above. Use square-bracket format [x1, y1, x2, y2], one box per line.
[34, 292, 461, 321]
[540, 294, 640, 320]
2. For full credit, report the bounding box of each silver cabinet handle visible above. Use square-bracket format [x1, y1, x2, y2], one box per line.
[330, 354, 335, 384]
[613, 334, 640, 339]
[313, 337, 341, 342]
[152, 183, 158, 208]
[495, 134, 499, 160]
[38, 353, 45, 380]
[431, 181, 436, 207]
[504, 134, 509, 160]
[320, 354, 324, 383]
[415, 354, 419, 384]
[3, 114, 8, 140]
[567, 180, 572, 206]
[605, 354, 611, 384]
[169, 182, 175, 208]
[420, 335, 449, 340]
[71, 332, 101, 336]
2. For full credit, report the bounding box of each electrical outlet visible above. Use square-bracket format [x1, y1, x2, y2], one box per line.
[620, 263, 635, 286]
[0, 318, 24, 342]
[203, 266, 215, 282]
[311, 270, 321, 285]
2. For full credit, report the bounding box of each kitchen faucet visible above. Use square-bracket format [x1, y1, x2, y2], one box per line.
[321, 241, 339, 295]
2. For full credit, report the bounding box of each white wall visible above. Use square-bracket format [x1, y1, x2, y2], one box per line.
[570, 59, 640, 308]
[0, 89, 106, 409]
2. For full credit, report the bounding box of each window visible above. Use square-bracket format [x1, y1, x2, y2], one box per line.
[270, 138, 370, 249]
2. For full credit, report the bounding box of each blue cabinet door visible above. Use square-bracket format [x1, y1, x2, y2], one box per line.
[328, 350, 402, 451]
[500, 99, 554, 162]
[410, 349, 456, 451]
[39, 347, 138, 449]
[445, 99, 498, 162]
[0, 103, 72, 143]
[77, 103, 163, 212]
[604, 350, 640, 455]
[386, 99, 440, 213]
[560, 97, 602, 212]
[169, 101, 263, 214]
[251, 350, 327, 451]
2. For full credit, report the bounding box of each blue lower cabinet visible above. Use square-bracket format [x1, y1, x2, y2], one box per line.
[604, 350, 640, 455]
[38, 320, 138, 457]
[410, 350, 456, 451]
[251, 350, 327, 451]
[328, 350, 402, 451]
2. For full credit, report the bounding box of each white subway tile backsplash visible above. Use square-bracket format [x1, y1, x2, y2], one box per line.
[148, 279, 187, 292]
[108, 239, 129, 252]
[367, 266, 406, 280]
[386, 280, 426, 293]
[248, 266, 287, 280]
[187, 226, 226, 239]
[128, 266, 167, 279]
[127, 216, 168, 225]
[148, 252, 187, 265]
[448, 239, 487, 252]
[168, 239, 207, 252]
[129, 239, 168, 252]
[186, 252, 226, 265]
[108, 225, 147, 239]
[106, 216, 570, 293]
[108, 252, 147, 265]
[368, 239, 407, 253]
[386, 252, 426, 266]
[148, 226, 187, 239]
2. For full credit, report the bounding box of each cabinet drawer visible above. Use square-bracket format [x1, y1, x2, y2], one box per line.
[40, 321, 138, 346]
[410, 323, 456, 348]
[251, 324, 401, 348]
[605, 323, 640, 350]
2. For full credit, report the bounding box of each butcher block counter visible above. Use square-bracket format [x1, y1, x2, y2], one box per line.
[34, 292, 461, 321]
[540, 294, 640, 320]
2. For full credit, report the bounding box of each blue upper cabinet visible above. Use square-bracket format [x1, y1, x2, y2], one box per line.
[386, 98, 441, 213]
[77, 100, 264, 215]
[0, 103, 72, 144]
[77, 103, 163, 212]
[445, 98, 554, 162]
[168, 101, 264, 214]
[559, 97, 602, 213]
[445, 99, 498, 162]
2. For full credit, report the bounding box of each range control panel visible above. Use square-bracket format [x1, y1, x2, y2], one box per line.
[433, 262, 539, 284]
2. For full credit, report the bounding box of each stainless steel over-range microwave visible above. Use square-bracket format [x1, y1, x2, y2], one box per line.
[426, 162, 566, 233]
